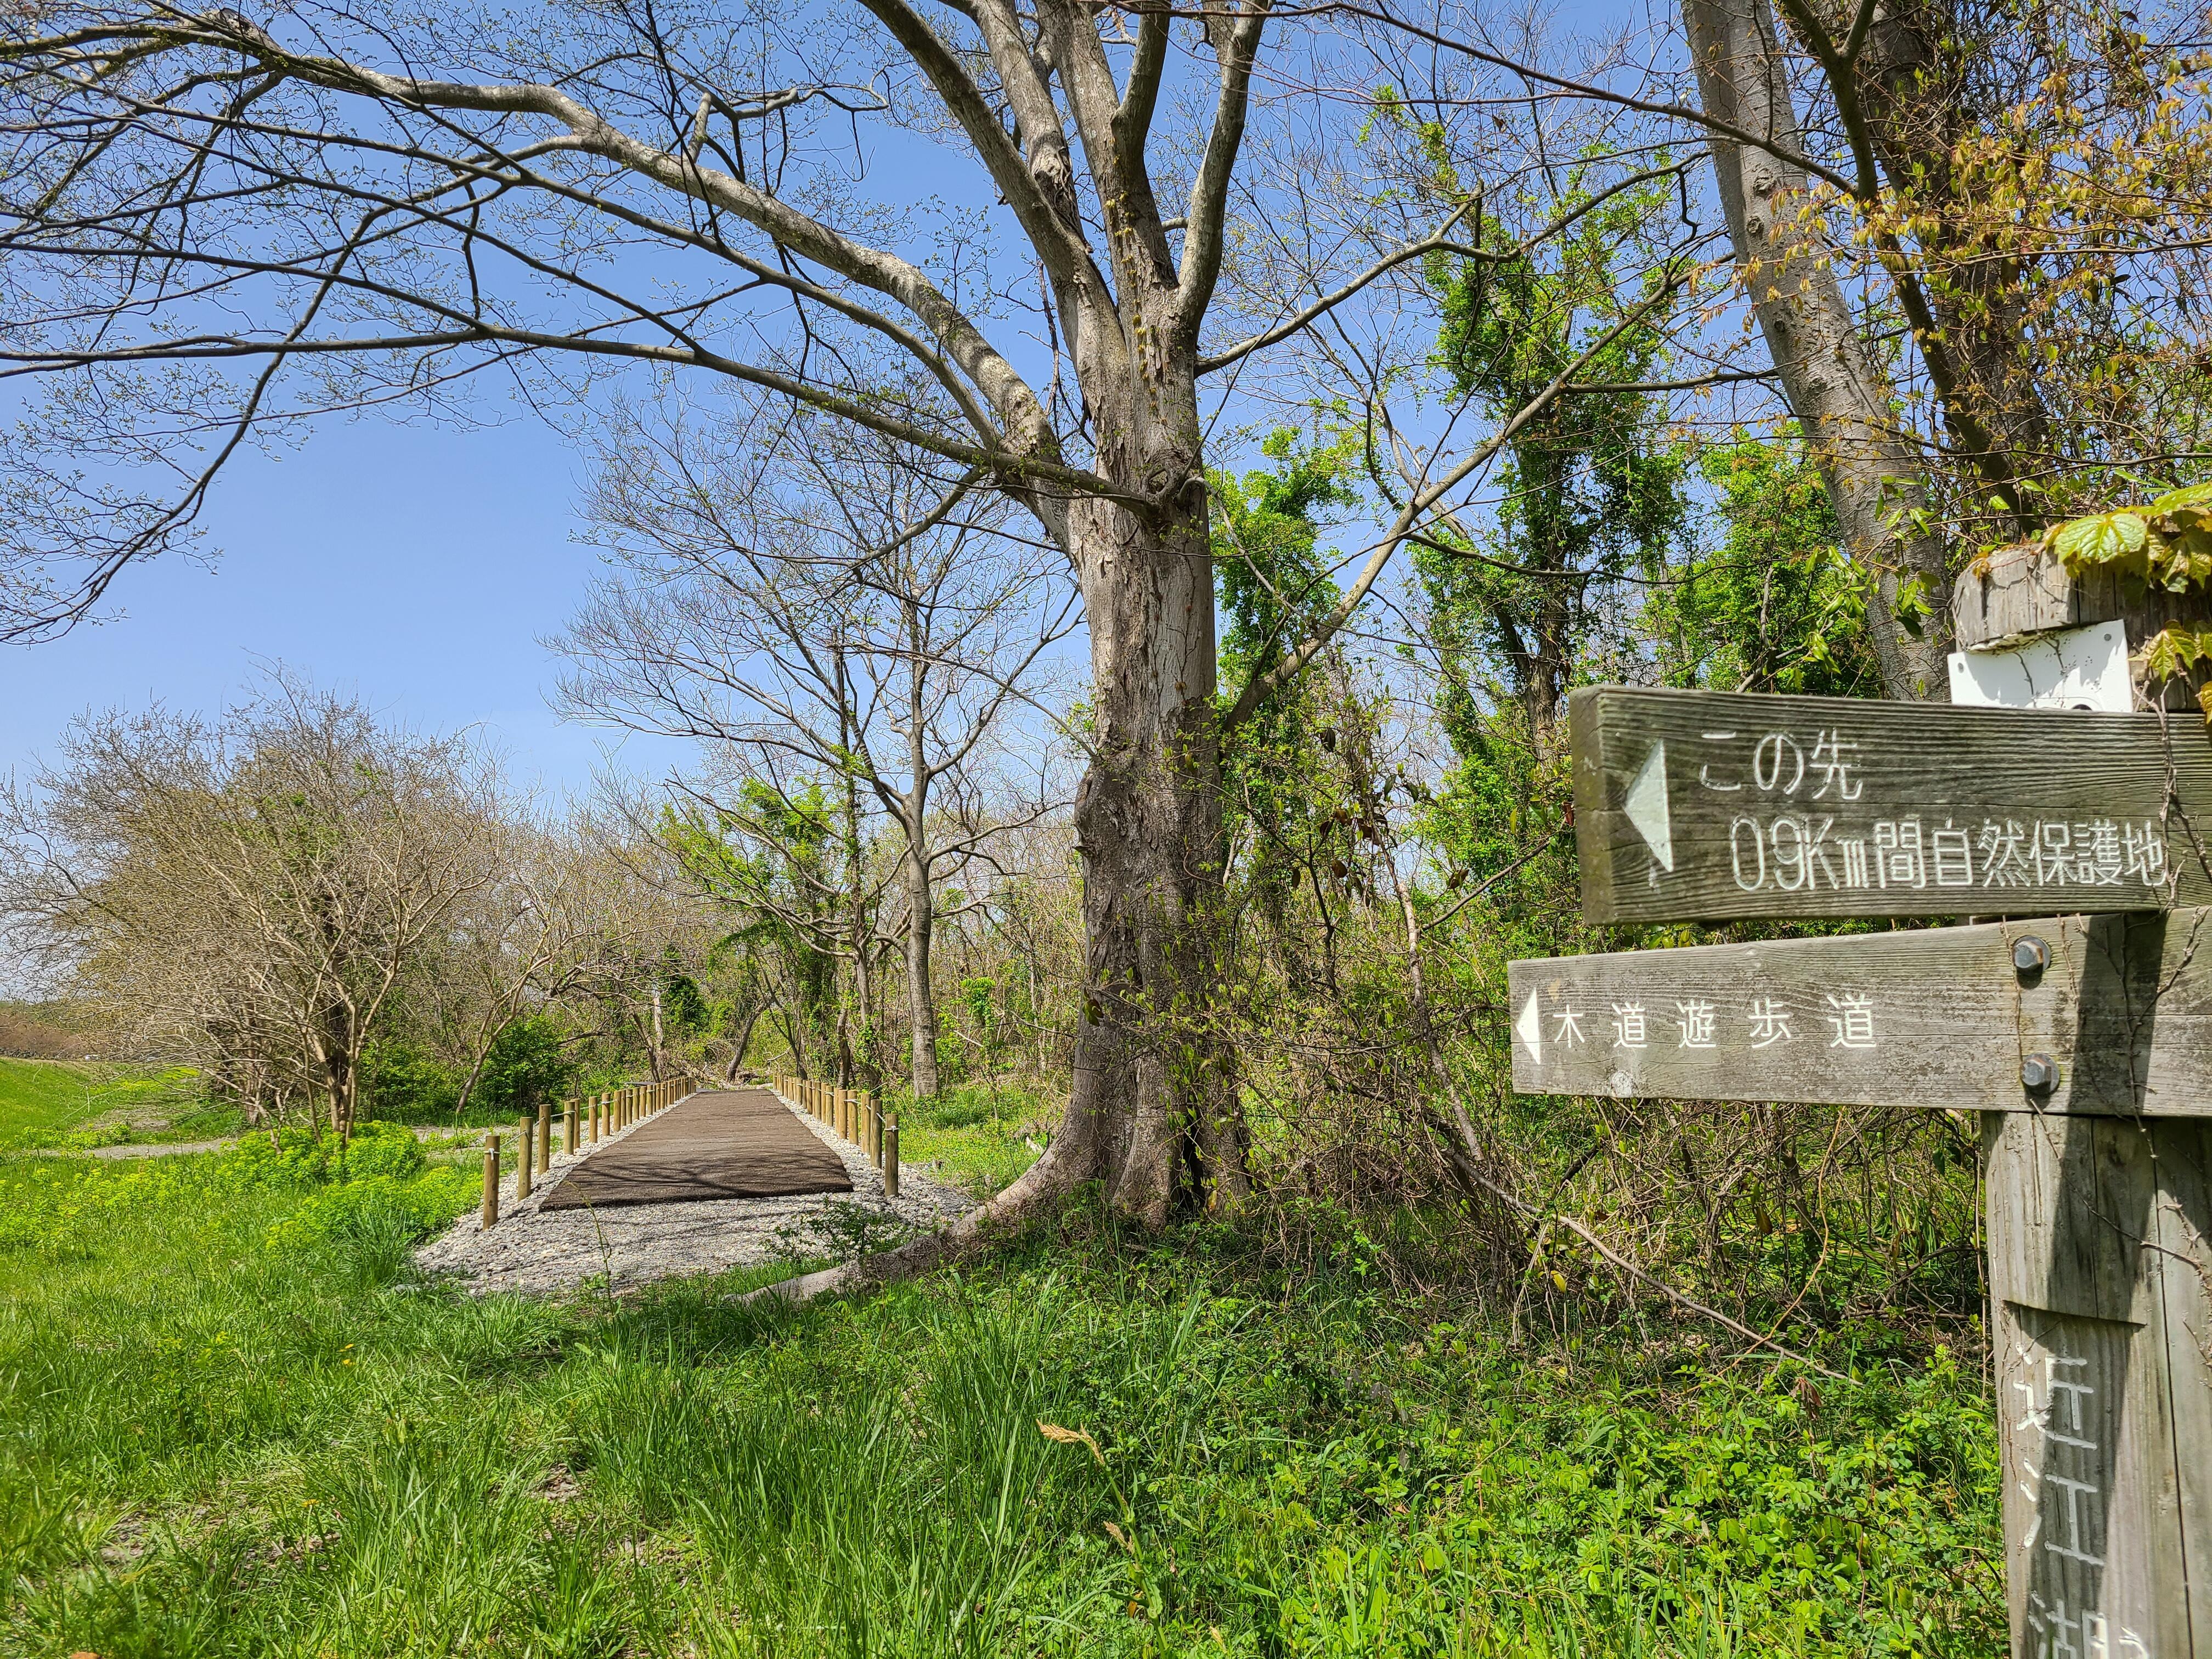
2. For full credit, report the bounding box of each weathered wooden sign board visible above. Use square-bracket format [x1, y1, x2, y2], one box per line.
[1518, 662, 2212, 1656]
[1568, 686, 2212, 922]
[1508, 909, 2212, 1114]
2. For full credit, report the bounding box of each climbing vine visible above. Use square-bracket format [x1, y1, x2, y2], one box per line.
[2044, 483, 2212, 717]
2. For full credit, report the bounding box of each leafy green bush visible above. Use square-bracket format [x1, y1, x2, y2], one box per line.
[227, 1119, 425, 1186]
[472, 1013, 574, 1115]
[358, 1039, 461, 1120]
[0, 1120, 459, 1257]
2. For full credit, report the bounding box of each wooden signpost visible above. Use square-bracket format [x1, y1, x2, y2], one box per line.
[1517, 644, 2212, 1654]
[1509, 910, 2212, 1115]
[1568, 686, 2212, 921]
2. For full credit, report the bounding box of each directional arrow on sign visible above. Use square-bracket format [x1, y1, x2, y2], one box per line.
[1515, 989, 1543, 1062]
[1622, 740, 1672, 872]
[1508, 908, 2212, 1114]
[1567, 685, 2212, 922]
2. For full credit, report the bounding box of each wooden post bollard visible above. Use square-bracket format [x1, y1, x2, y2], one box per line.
[481, 1135, 500, 1228]
[884, 1118, 899, 1199]
[537, 1102, 551, 1172]
[566, 1101, 578, 1155]
[516, 1113, 533, 1199]
[868, 1092, 881, 1166]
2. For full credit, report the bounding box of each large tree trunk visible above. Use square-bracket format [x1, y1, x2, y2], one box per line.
[981, 322, 1249, 1224]
[1053, 484, 1235, 1224]
[1685, 0, 1954, 700]
[904, 844, 940, 1100]
[1847, 0, 2050, 522]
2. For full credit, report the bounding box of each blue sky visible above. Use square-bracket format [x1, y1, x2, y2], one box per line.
[0, 414, 693, 799]
[0, 5, 1664, 799]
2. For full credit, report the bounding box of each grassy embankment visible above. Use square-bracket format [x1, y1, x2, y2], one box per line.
[0, 1056, 238, 1152]
[1, 1077, 2004, 1656]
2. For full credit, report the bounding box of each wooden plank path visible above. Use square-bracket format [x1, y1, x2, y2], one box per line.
[539, 1087, 852, 1210]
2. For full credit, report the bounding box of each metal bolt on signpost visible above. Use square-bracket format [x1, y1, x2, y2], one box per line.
[481, 1135, 500, 1229]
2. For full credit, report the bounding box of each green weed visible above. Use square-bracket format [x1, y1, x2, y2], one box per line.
[0, 1162, 2002, 1656]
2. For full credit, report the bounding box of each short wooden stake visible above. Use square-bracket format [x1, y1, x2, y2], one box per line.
[883, 1118, 899, 1199]
[516, 1113, 533, 1199]
[537, 1102, 551, 1171]
[566, 1102, 578, 1155]
[481, 1135, 500, 1228]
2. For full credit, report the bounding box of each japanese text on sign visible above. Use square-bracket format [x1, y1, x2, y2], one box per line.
[1531, 989, 1878, 1058]
[1696, 726, 2168, 896]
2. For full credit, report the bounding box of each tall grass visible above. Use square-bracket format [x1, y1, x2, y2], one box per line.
[0, 1149, 2001, 1657]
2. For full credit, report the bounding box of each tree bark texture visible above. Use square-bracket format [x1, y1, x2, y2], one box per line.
[905, 843, 941, 1099]
[1684, 0, 1955, 699]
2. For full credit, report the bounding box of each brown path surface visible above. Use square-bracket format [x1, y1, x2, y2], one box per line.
[540, 1088, 853, 1210]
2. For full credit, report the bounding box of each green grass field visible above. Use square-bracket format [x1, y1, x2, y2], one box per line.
[0, 1056, 236, 1151]
[0, 1110, 2005, 1657]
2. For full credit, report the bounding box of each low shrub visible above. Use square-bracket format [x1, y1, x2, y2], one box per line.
[228, 1119, 426, 1186]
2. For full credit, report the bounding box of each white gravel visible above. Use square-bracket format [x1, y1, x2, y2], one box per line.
[413, 1092, 973, 1297]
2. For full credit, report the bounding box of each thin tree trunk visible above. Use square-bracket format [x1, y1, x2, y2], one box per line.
[651, 978, 665, 1082]
[905, 839, 941, 1099]
[725, 1000, 766, 1081]
[1685, 0, 1953, 699]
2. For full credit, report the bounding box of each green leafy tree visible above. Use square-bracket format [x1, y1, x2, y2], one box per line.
[1648, 430, 1882, 698]
[1211, 431, 1378, 978]
[661, 781, 842, 1075]
[473, 1013, 574, 1116]
[1413, 167, 1690, 909]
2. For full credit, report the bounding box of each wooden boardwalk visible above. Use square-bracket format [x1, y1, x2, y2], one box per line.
[539, 1087, 853, 1210]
